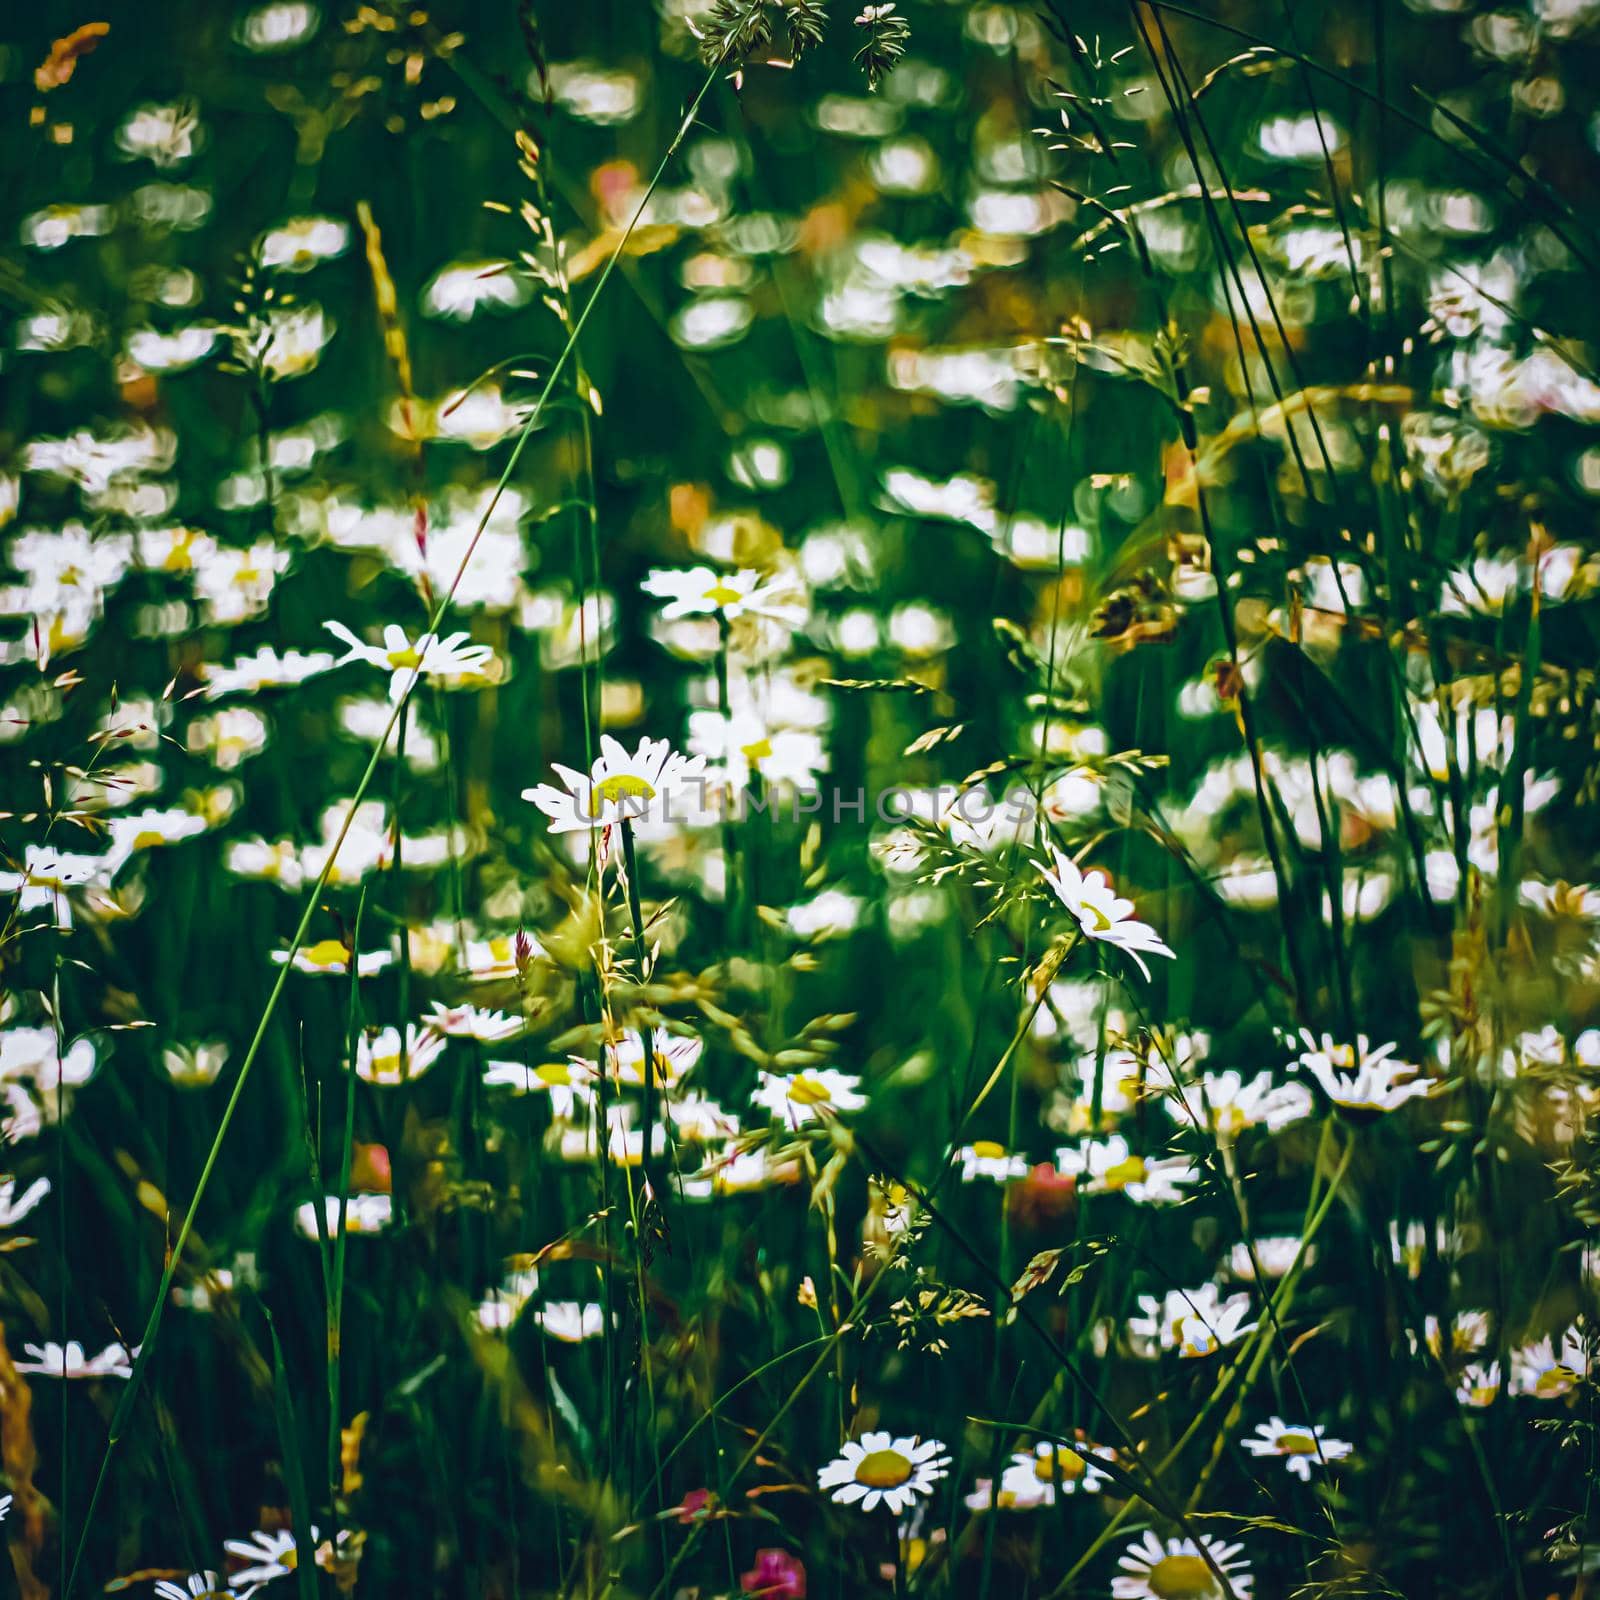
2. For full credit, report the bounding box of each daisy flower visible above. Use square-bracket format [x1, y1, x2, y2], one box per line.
[750, 1068, 867, 1128]
[482, 1059, 596, 1120]
[537, 1301, 607, 1342]
[1113, 1531, 1253, 1599]
[294, 1194, 392, 1239]
[425, 1002, 525, 1042]
[994, 1440, 1113, 1507]
[1457, 1360, 1501, 1408]
[589, 1028, 705, 1091]
[957, 1141, 1029, 1184]
[641, 565, 806, 627]
[1129, 1285, 1257, 1359]
[155, 1573, 236, 1600]
[522, 734, 708, 834]
[1055, 1135, 1200, 1204]
[325, 619, 495, 701]
[1241, 1417, 1353, 1480]
[817, 1431, 951, 1515]
[1039, 847, 1175, 980]
[223, 1528, 359, 1596]
[16, 1340, 137, 1379]
[1510, 1328, 1587, 1399]
[354, 1025, 446, 1086]
[273, 939, 395, 977]
[0, 1174, 51, 1226]
[1225, 1236, 1305, 1280]
[1291, 1031, 1437, 1114]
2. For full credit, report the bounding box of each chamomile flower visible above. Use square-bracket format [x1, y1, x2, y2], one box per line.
[1129, 1285, 1257, 1359]
[273, 939, 395, 977]
[817, 1431, 951, 1515]
[1292, 1031, 1437, 1114]
[1112, 1531, 1254, 1600]
[294, 1193, 392, 1239]
[155, 1573, 237, 1600]
[1055, 1135, 1200, 1204]
[750, 1068, 867, 1128]
[223, 1527, 360, 1595]
[1039, 847, 1175, 980]
[1241, 1418, 1353, 1480]
[1510, 1327, 1588, 1399]
[1457, 1360, 1502, 1408]
[325, 620, 496, 702]
[425, 1002, 525, 1042]
[0, 1175, 50, 1226]
[995, 1440, 1113, 1506]
[482, 1059, 596, 1120]
[641, 565, 807, 627]
[16, 1340, 137, 1379]
[537, 1301, 607, 1342]
[354, 1025, 446, 1086]
[957, 1141, 1029, 1184]
[590, 1028, 705, 1090]
[522, 734, 708, 834]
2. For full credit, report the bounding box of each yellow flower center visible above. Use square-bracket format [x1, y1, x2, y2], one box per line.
[971, 1140, 1006, 1160]
[1147, 1554, 1219, 1599]
[302, 939, 349, 966]
[703, 581, 742, 607]
[594, 773, 657, 805]
[1083, 903, 1114, 932]
[386, 646, 423, 669]
[1275, 1431, 1318, 1455]
[854, 1448, 913, 1489]
[1033, 1447, 1087, 1483]
[535, 1062, 575, 1088]
[740, 737, 773, 765]
[1102, 1155, 1147, 1190]
[1536, 1365, 1577, 1399]
[788, 1075, 833, 1106]
[131, 829, 166, 850]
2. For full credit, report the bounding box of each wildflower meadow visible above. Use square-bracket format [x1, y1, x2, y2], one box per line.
[3, 1, 1600, 1596]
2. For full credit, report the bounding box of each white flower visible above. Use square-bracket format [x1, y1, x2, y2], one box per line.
[1241, 1417, 1353, 1480]
[426, 1003, 525, 1042]
[260, 216, 349, 271]
[355, 1025, 446, 1086]
[1039, 847, 1175, 980]
[422, 259, 531, 320]
[1457, 1360, 1501, 1408]
[1055, 1135, 1199, 1204]
[522, 734, 707, 834]
[325, 620, 496, 702]
[750, 1069, 867, 1128]
[155, 1572, 237, 1600]
[116, 102, 202, 167]
[537, 1301, 607, 1342]
[1510, 1327, 1587, 1399]
[1226, 1236, 1305, 1280]
[583, 1028, 704, 1091]
[294, 1193, 392, 1240]
[481, 1058, 593, 1115]
[1129, 1285, 1257, 1359]
[641, 565, 807, 627]
[816, 1431, 951, 1515]
[273, 938, 395, 977]
[1292, 1031, 1437, 1114]
[957, 1141, 1028, 1184]
[223, 1527, 358, 1595]
[993, 1440, 1113, 1507]
[16, 1340, 138, 1379]
[0, 1175, 50, 1226]
[1112, 1530, 1254, 1599]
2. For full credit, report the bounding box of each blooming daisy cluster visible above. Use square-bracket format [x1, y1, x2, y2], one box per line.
[4, 3, 1600, 1597]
